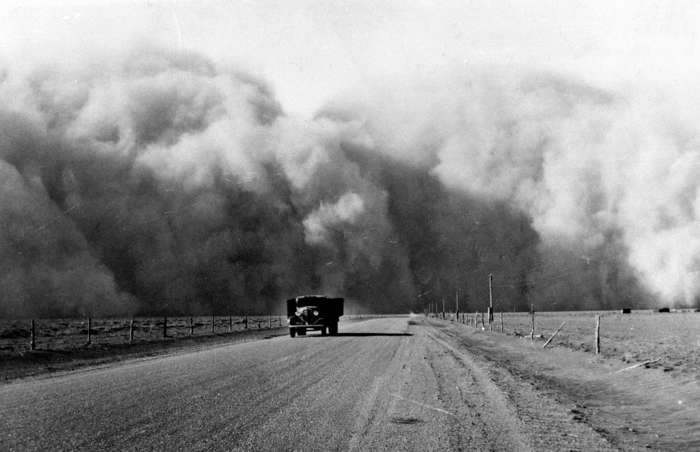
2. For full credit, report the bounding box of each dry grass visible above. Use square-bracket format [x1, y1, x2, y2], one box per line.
[0, 316, 286, 354]
[441, 310, 700, 380]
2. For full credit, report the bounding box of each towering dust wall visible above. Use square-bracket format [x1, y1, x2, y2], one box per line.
[0, 47, 697, 317]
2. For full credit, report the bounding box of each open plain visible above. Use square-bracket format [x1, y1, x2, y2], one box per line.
[2, 316, 699, 451]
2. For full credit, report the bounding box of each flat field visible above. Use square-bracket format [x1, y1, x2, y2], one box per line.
[441, 310, 700, 380]
[0, 316, 286, 353]
[3, 311, 699, 381]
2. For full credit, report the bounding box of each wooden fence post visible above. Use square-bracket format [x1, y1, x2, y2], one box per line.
[129, 317, 134, 343]
[595, 315, 600, 354]
[163, 316, 167, 338]
[244, 315, 248, 329]
[189, 316, 194, 336]
[211, 315, 215, 334]
[500, 312, 504, 333]
[530, 305, 535, 340]
[86, 317, 92, 345]
[543, 321, 566, 348]
[268, 314, 272, 329]
[488, 273, 494, 325]
[30, 319, 36, 351]
[229, 316, 233, 333]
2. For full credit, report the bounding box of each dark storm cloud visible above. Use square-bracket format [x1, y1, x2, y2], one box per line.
[1, 46, 697, 318]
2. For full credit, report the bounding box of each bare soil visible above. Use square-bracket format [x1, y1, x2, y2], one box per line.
[0, 316, 286, 353]
[2, 316, 699, 450]
[0, 316, 376, 383]
[0, 327, 288, 383]
[448, 310, 700, 381]
[431, 317, 700, 450]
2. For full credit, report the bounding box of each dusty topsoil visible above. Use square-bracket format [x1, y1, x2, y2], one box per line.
[3, 316, 699, 450]
[426, 318, 700, 450]
[0, 327, 289, 383]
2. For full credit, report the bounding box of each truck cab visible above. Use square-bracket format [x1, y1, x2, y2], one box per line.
[287, 295, 343, 337]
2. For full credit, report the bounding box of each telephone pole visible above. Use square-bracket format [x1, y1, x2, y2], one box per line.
[488, 273, 494, 324]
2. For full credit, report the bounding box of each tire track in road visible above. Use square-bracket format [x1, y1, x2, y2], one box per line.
[235, 318, 418, 451]
[423, 328, 532, 451]
[425, 322, 616, 451]
[2, 316, 619, 451]
[347, 321, 453, 451]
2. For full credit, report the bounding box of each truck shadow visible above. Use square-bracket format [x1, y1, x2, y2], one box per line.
[333, 332, 413, 337]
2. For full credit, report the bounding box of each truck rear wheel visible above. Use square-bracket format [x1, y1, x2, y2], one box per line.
[289, 328, 296, 338]
[329, 322, 338, 336]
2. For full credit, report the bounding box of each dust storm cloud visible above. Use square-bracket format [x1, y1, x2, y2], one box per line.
[0, 46, 696, 317]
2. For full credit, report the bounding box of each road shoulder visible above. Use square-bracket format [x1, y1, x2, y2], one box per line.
[426, 317, 700, 450]
[0, 327, 288, 384]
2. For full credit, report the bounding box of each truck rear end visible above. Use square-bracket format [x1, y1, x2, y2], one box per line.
[287, 296, 344, 337]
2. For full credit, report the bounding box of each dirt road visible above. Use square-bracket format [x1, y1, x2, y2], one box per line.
[1, 316, 625, 451]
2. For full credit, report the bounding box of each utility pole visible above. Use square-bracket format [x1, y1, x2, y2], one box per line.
[488, 273, 494, 324]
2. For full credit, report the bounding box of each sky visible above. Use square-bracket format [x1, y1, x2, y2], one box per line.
[1, 0, 699, 117]
[2, 0, 700, 315]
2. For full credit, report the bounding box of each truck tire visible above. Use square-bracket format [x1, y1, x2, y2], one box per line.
[329, 322, 338, 336]
[289, 328, 296, 338]
[321, 326, 327, 336]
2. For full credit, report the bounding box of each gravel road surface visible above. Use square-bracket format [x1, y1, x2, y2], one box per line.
[1, 316, 614, 451]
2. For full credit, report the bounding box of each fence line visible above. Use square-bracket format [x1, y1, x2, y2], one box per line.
[424, 309, 662, 356]
[1, 313, 396, 353]
[0, 315, 290, 353]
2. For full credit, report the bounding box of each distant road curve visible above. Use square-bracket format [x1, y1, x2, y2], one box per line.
[1, 317, 612, 451]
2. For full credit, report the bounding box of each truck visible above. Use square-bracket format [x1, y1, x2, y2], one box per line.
[286, 295, 343, 337]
